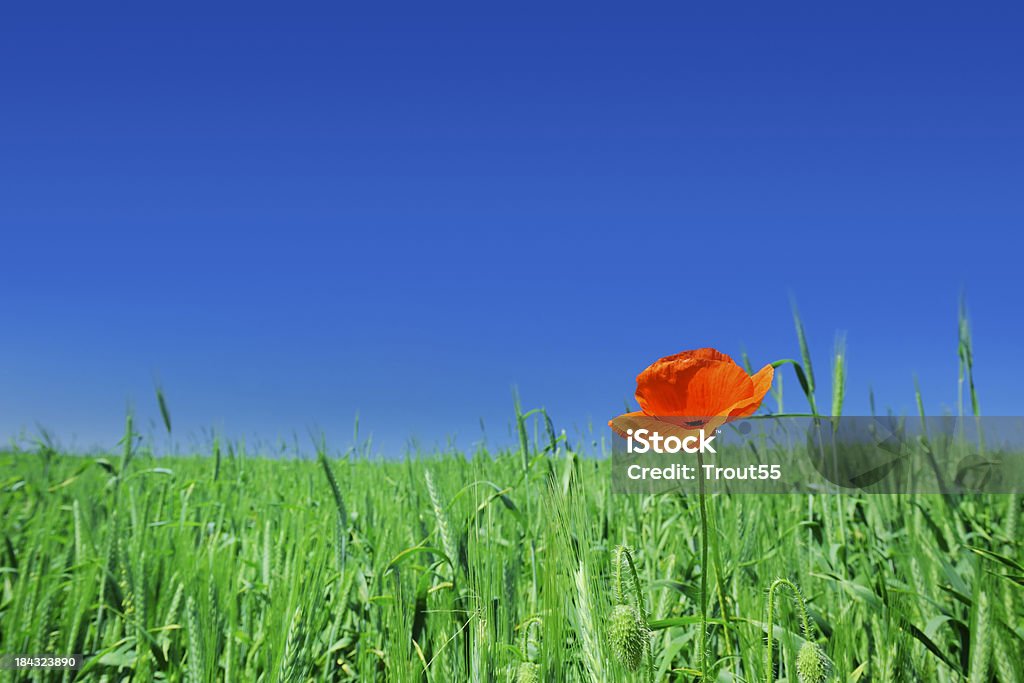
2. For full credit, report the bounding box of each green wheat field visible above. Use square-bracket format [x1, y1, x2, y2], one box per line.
[2, 311, 1021, 682]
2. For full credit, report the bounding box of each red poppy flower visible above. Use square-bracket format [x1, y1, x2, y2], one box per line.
[609, 348, 774, 440]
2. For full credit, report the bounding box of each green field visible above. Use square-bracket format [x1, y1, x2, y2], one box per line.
[2, 311, 1022, 682]
[1, 431, 1021, 682]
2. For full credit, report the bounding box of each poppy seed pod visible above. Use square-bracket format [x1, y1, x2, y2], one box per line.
[516, 661, 539, 683]
[796, 642, 828, 683]
[608, 603, 648, 671]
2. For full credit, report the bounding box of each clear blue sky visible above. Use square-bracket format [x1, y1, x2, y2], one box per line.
[3, 4, 1023, 455]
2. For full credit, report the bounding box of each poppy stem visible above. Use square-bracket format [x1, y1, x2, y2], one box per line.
[696, 450, 709, 679]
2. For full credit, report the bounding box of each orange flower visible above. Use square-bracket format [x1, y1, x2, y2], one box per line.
[609, 348, 774, 440]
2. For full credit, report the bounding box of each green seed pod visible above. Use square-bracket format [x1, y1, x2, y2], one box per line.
[797, 642, 828, 683]
[608, 603, 648, 671]
[516, 661, 540, 683]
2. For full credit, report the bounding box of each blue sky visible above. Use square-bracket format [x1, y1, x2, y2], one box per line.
[2, 4, 1023, 455]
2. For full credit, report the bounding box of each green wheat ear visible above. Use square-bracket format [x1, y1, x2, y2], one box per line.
[797, 642, 828, 683]
[608, 603, 649, 672]
[516, 661, 540, 683]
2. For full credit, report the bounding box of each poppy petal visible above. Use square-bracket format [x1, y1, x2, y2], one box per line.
[655, 348, 736, 365]
[726, 364, 775, 418]
[636, 355, 752, 417]
[609, 412, 725, 442]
